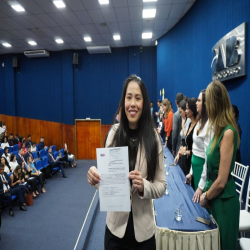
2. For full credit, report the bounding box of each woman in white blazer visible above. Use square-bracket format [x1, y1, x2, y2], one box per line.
[87, 75, 166, 250]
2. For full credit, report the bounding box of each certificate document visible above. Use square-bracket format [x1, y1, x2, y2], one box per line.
[97, 147, 130, 212]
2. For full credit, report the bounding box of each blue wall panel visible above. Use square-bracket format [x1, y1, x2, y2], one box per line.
[74, 48, 129, 124]
[0, 55, 5, 114]
[15, 52, 63, 123]
[157, 0, 250, 168]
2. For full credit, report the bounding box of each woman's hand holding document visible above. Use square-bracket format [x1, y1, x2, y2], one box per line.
[96, 147, 130, 212]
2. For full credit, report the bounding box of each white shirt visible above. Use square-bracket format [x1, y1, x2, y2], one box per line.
[180, 118, 191, 139]
[190, 120, 214, 190]
[1, 142, 10, 149]
[2, 153, 10, 162]
[4, 165, 10, 174]
[31, 146, 36, 152]
[0, 173, 10, 192]
[9, 161, 19, 172]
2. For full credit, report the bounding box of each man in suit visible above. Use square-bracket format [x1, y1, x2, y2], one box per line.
[47, 147, 67, 178]
[172, 93, 183, 156]
[14, 133, 20, 145]
[26, 135, 32, 148]
[37, 137, 48, 151]
[0, 164, 27, 217]
[24, 145, 33, 163]
[8, 133, 15, 146]
[17, 148, 27, 166]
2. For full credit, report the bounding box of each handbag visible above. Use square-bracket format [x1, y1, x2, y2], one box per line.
[26, 192, 33, 206]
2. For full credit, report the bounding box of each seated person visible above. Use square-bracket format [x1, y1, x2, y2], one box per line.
[64, 143, 77, 168]
[1, 136, 10, 149]
[14, 133, 20, 145]
[0, 164, 27, 217]
[37, 137, 48, 151]
[3, 146, 10, 162]
[1, 156, 11, 174]
[24, 145, 33, 163]
[31, 142, 37, 152]
[21, 161, 41, 197]
[9, 153, 19, 172]
[26, 135, 32, 148]
[17, 148, 27, 166]
[10, 165, 27, 202]
[21, 143, 27, 156]
[8, 133, 15, 146]
[26, 155, 46, 194]
[18, 137, 25, 148]
[47, 147, 67, 178]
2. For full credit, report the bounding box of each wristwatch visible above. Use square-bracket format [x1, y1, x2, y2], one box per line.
[203, 192, 208, 203]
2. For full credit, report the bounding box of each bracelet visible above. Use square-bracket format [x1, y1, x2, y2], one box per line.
[203, 192, 208, 203]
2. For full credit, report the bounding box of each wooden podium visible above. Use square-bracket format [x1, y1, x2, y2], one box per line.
[75, 119, 101, 160]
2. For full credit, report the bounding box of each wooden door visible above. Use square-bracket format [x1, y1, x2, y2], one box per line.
[76, 120, 101, 159]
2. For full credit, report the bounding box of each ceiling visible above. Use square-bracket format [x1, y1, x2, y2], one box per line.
[0, 0, 196, 54]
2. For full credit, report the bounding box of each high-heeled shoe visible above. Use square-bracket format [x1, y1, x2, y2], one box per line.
[41, 189, 47, 193]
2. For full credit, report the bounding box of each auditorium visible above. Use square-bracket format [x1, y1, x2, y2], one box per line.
[0, 0, 250, 250]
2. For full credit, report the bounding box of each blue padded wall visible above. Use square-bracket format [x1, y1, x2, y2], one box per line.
[0, 46, 156, 125]
[0, 56, 5, 114]
[157, 0, 250, 165]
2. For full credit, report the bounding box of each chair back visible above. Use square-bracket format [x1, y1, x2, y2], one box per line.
[13, 144, 19, 152]
[42, 156, 49, 168]
[245, 176, 250, 212]
[0, 148, 3, 155]
[8, 146, 13, 153]
[45, 147, 49, 154]
[231, 162, 249, 205]
[35, 160, 42, 171]
[40, 149, 45, 158]
[53, 151, 59, 159]
[59, 149, 65, 157]
[12, 151, 18, 157]
[51, 145, 56, 152]
[32, 151, 38, 160]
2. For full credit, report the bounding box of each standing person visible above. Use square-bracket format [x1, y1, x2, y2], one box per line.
[232, 104, 242, 163]
[87, 75, 166, 250]
[179, 100, 191, 144]
[185, 90, 214, 202]
[172, 93, 183, 156]
[200, 81, 240, 250]
[162, 99, 173, 150]
[175, 98, 198, 175]
[150, 101, 154, 119]
[155, 100, 162, 127]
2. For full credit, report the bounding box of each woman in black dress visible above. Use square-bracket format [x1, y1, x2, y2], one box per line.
[175, 98, 198, 175]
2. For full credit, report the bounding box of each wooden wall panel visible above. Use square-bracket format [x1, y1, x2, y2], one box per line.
[101, 125, 111, 147]
[62, 124, 75, 155]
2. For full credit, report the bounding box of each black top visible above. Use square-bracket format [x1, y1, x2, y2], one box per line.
[127, 127, 139, 173]
[12, 174, 20, 187]
[185, 122, 196, 155]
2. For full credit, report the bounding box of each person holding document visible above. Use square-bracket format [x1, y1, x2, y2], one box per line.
[87, 75, 166, 250]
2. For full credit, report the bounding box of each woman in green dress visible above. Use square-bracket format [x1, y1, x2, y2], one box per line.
[200, 81, 240, 250]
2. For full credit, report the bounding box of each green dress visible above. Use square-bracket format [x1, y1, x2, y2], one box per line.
[204, 125, 239, 250]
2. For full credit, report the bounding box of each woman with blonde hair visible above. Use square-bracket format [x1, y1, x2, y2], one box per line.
[161, 98, 173, 150]
[200, 81, 240, 250]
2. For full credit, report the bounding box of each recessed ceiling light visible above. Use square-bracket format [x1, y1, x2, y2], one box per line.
[55, 39, 64, 44]
[11, 5, 25, 12]
[142, 32, 152, 39]
[2, 43, 12, 47]
[28, 41, 37, 46]
[155, 40, 158, 46]
[84, 37, 92, 42]
[143, 9, 156, 18]
[113, 35, 121, 41]
[99, 0, 109, 4]
[143, 0, 157, 2]
[53, 1, 66, 8]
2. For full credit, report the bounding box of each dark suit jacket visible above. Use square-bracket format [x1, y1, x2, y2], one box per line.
[8, 139, 15, 146]
[47, 153, 55, 165]
[38, 141, 45, 151]
[0, 173, 11, 193]
[24, 151, 33, 163]
[26, 140, 32, 148]
[172, 110, 182, 154]
[17, 154, 26, 165]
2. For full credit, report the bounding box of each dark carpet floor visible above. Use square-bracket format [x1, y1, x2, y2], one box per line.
[0, 160, 97, 250]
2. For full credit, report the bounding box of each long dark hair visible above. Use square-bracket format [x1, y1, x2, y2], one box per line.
[110, 75, 159, 181]
[197, 89, 208, 134]
[3, 147, 9, 157]
[1, 156, 11, 172]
